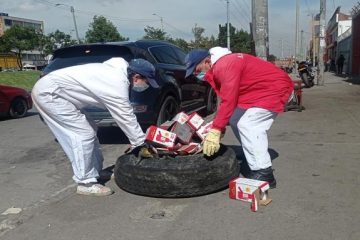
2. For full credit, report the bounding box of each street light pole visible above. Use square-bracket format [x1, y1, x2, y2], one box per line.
[152, 13, 164, 32]
[56, 3, 80, 43]
[70, 6, 80, 43]
[226, 0, 230, 50]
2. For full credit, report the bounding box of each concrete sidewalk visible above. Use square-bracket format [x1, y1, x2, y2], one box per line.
[1, 72, 360, 240]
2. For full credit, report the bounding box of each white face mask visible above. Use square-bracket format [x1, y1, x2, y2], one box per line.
[196, 71, 206, 81]
[132, 82, 150, 92]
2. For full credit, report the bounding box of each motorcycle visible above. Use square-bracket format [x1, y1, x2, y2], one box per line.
[297, 61, 316, 88]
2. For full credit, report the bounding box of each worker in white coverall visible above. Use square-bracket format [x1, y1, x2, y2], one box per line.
[32, 58, 156, 196]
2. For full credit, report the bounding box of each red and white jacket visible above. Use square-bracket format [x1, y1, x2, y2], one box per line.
[205, 47, 294, 131]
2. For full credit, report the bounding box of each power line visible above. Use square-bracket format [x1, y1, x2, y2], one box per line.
[33, 0, 157, 22]
[233, 0, 251, 22]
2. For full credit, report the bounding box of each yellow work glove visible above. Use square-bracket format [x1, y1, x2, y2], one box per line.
[203, 129, 222, 156]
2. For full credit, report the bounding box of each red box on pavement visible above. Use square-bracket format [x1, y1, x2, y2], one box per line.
[229, 177, 272, 212]
[188, 112, 205, 130]
[145, 126, 177, 148]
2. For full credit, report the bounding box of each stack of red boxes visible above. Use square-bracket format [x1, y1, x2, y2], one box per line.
[145, 112, 212, 155]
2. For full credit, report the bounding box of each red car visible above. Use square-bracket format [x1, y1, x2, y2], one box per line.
[0, 85, 33, 118]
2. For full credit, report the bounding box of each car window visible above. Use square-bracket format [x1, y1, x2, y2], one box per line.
[172, 46, 186, 65]
[44, 45, 133, 74]
[149, 46, 182, 65]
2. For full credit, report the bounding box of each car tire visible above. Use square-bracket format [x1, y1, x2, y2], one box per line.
[9, 98, 28, 118]
[156, 95, 180, 125]
[114, 144, 240, 198]
[206, 88, 218, 114]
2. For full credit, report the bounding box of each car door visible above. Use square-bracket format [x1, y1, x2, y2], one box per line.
[149, 45, 207, 112]
[0, 87, 10, 115]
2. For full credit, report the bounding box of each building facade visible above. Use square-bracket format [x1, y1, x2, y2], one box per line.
[351, 4, 360, 77]
[0, 12, 45, 69]
[325, 7, 352, 72]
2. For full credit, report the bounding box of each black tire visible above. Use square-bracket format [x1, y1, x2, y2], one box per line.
[114, 145, 240, 198]
[206, 88, 218, 114]
[300, 73, 311, 88]
[9, 98, 28, 118]
[156, 96, 180, 125]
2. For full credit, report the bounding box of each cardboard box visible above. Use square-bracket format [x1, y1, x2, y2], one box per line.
[145, 126, 177, 148]
[229, 177, 272, 212]
[172, 112, 189, 124]
[177, 143, 201, 154]
[171, 122, 194, 144]
[188, 112, 205, 130]
[196, 121, 213, 140]
[159, 120, 175, 130]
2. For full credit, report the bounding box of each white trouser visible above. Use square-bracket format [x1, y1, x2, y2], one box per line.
[32, 80, 103, 184]
[229, 107, 277, 171]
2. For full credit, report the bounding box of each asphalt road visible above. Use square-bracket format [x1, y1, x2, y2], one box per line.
[1, 72, 360, 240]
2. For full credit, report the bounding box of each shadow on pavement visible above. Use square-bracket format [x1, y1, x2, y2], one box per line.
[97, 127, 130, 144]
[0, 111, 38, 121]
[228, 145, 279, 176]
[344, 76, 360, 85]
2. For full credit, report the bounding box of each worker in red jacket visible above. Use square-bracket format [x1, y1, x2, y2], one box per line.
[185, 47, 294, 188]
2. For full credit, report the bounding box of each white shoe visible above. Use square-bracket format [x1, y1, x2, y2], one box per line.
[76, 183, 114, 196]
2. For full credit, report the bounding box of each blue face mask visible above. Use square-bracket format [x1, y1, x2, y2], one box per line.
[196, 71, 206, 81]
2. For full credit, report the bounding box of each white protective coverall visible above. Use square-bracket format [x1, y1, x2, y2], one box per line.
[32, 58, 145, 184]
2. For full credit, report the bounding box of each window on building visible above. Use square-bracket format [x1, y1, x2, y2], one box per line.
[4, 19, 12, 26]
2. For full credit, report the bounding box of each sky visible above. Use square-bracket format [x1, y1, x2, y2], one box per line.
[1, 0, 358, 57]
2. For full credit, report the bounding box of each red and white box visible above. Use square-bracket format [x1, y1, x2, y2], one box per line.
[145, 126, 177, 148]
[196, 121, 213, 140]
[172, 112, 189, 124]
[177, 143, 201, 154]
[229, 177, 272, 212]
[171, 122, 194, 144]
[187, 112, 205, 130]
[159, 120, 175, 130]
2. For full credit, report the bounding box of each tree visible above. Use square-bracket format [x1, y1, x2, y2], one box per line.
[218, 23, 252, 53]
[167, 38, 191, 52]
[143, 26, 167, 40]
[0, 25, 41, 69]
[85, 15, 128, 43]
[41, 30, 77, 55]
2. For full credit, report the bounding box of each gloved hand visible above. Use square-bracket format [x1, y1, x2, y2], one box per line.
[129, 143, 154, 158]
[203, 128, 222, 156]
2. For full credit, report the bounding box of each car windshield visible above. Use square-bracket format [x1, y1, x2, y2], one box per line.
[43, 45, 133, 74]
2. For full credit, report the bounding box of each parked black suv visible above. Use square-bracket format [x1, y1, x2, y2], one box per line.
[42, 40, 217, 128]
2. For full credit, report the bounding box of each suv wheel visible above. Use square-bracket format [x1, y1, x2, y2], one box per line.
[206, 88, 218, 114]
[156, 96, 180, 125]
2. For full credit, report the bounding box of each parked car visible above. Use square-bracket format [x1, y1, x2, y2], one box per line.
[41, 40, 217, 128]
[0, 85, 33, 118]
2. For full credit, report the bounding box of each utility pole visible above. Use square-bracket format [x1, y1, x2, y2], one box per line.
[56, 4, 80, 43]
[251, 0, 269, 60]
[280, 39, 284, 59]
[318, 0, 326, 86]
[152, 13, 164, 32]
[311, 13, 316, 67]
[70, 6, 80, 43]
[300, 30, 304, 60]
[226, 0, 231, 50]
[295, 0, 299, 61]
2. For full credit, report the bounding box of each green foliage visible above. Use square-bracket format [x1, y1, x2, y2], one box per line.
[143, 26, 167, 40]
[268, 54, 277, 62]
[0, 25, 41, 69]
[218, 23, 252, 53]
[0, 71, 41, 90]
[85, 15, 128, 43]
[167, 38, 191, 52]
[41, 30, 77, 55]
